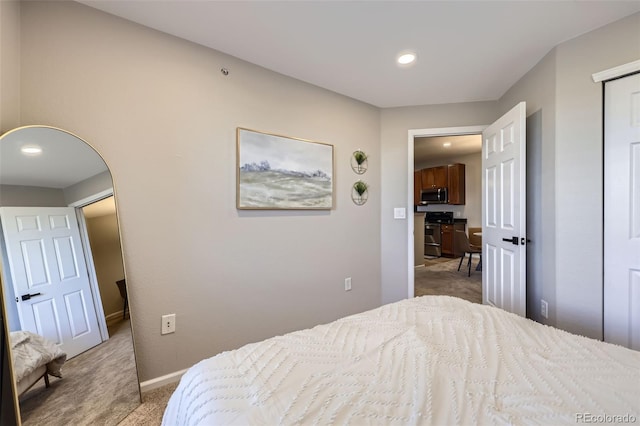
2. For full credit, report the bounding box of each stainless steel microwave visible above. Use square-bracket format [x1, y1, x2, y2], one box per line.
[420, 187, 448, 204]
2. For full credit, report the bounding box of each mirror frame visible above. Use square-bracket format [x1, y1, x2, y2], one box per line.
[1, 281, 20, 424]
[0, 125, 140, 424]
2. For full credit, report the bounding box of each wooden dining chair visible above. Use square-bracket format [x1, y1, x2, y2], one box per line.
[468, 226, 482, 249]
[455, 230, 482, 276]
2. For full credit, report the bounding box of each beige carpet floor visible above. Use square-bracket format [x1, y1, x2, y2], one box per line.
[415, 256, 482, 304]
[18, 319, 140, 426]
[118, 382, 178, 426]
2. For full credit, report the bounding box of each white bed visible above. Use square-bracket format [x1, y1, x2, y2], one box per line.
[10, 330, 66, 397]
[163, 296, 640, 425]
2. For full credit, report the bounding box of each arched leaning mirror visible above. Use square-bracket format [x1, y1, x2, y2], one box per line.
[0, 126, 140, 425]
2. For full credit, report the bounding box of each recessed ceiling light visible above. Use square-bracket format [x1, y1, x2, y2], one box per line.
[397, 52, 416, 65]
[443, 142, 452, 148]
[21, 146, 42, 155]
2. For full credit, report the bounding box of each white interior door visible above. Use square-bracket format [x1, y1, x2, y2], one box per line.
[482, 102, 527, 316]
[0, 206, 102, 358]
[604, 73, 640, 350]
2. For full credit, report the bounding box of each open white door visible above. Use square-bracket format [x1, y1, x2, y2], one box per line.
[604, 73, 640, 350]
[0, 206, 102, 358]
[482, 102, 527, 316]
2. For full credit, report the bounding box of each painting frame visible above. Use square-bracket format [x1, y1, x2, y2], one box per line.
[236, 128, 334, 210]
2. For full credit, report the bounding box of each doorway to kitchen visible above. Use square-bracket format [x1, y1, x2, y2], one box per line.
[408, 126, 485, 302]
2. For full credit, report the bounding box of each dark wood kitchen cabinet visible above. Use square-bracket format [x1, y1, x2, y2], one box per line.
[421, 166, 448, 189]
[415, 163, 466, 205]
[441, 222, 466, 257]
[441, 224, 454, 256]
[447, 163, 466, 205]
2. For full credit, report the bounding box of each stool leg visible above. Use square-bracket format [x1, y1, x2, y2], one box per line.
[458, 254, 464, 271]
[123, 296, 128, 320]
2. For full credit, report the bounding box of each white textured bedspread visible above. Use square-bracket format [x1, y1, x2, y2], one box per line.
[10, 330, 66, 382]
[163, 296, 640, 425]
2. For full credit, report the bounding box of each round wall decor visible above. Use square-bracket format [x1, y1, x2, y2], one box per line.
[351, 150, 368, 174]
[352, 180, 369, 205]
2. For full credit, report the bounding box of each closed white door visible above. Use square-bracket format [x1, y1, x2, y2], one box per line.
[604, 73, 640, 350]
[0, 206, 102, 358]
[482, 102, 527, 316]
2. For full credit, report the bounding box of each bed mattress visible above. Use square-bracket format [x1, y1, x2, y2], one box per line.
[163, 296, 640, 425]
[15, 365, 46, 396]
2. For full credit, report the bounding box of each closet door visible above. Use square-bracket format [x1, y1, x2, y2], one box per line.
[604, 72, 640, 350]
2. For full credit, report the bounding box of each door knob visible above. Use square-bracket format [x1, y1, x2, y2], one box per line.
[20, 292, 42, 301]
[502, 236, 518, 245]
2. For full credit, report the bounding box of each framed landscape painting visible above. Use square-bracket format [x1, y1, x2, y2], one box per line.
[236, 128, 334, 210]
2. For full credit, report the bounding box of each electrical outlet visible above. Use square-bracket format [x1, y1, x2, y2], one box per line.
[161, 314, 176, 335]
[345, 277, 352, 291]
[541, 300, 548, 319]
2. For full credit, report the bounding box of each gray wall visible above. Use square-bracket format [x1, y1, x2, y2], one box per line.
[15, 1, 381, 382]
[0, 0, 20, 134]
[0, 185, 66, 207]
[498, 49, 557, 325]
[553, 12, 640, 338]
[64, 171, 113, 205]
[380, 101, 499, 304]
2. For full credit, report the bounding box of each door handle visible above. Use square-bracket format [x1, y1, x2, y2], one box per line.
[502, 236, 518, 245]
[20, 292, 42, 301]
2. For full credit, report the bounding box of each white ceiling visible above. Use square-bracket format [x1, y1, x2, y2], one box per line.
[0, 127, 108, 189]
[415, 134, 482, 165]
[2, 2, 638, 190]
[77, 0, 640, 108]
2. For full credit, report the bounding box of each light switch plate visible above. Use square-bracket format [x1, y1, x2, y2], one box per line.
[393, 207, 406, 219]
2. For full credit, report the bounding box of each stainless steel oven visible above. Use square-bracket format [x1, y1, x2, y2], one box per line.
[424, 223, 441, 257]
[424, 211, 454, 258]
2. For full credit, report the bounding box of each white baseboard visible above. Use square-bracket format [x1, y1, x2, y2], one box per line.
[105, 311, 126, 326]
[140, 369, 188, 394]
